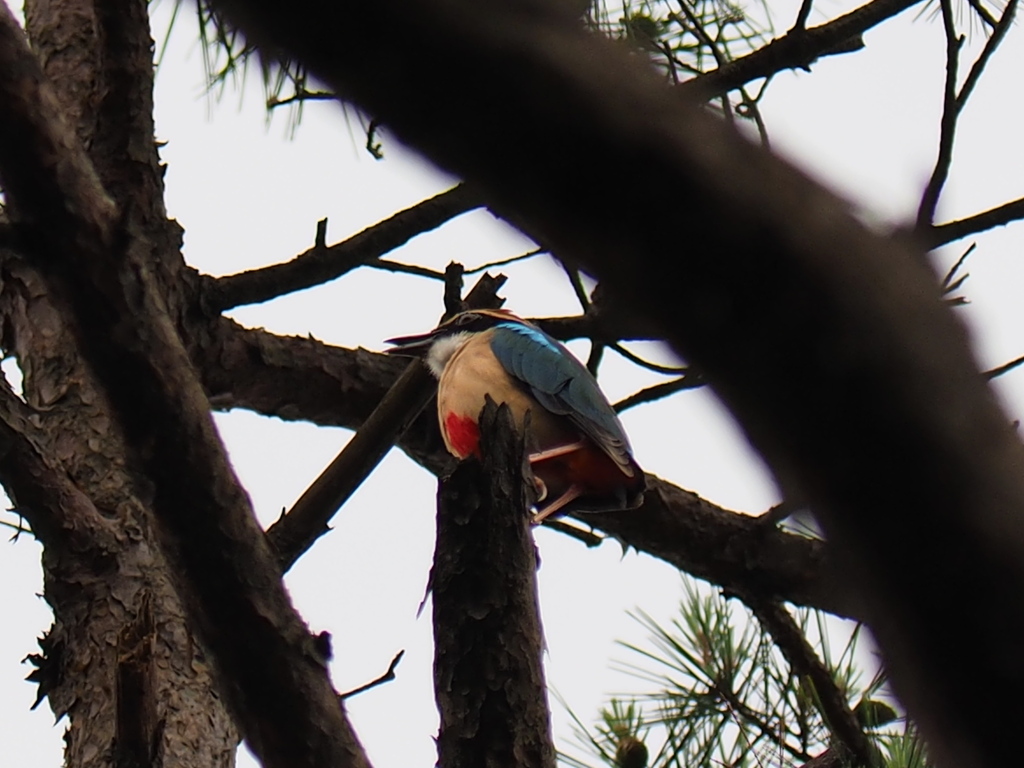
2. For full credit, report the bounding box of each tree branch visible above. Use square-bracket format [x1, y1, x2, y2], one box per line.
[612, 372, 705, 413]
[367, 258, 446, 280]
[267, 88, 336, 110]
[0, 9, 369, 767]
[927, 195, 1024, 247]
[466, 247, 544, 274]
[339, 650, 405, 700]
[965, 0, 999, 26]
[584, 478, 852, 616]
[607, 341, 687, 374]
[915, 0, 962, 230]
[712, 679, 812, 763]
[738, 593, 880, 768]
[0, 376, 117, 552]
[268, 357, 437, 569]
[681, 0, 922, 101]
[954, 0, 1017, 112]
[916, 0, 1017, 229]
[984, 353, 1024, 381]
[793, 0, 815, 31]
[205, 183, 481, 310]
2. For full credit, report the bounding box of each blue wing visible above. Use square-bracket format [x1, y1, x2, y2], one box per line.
[489, 323, 635, 473]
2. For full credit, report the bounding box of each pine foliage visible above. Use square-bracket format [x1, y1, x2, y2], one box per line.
[562, 577, 930, 768]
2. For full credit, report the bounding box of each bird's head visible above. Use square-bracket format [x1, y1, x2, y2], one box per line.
[385, 309, 529, 377]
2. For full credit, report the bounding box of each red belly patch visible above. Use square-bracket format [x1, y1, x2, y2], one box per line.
[444, 412, 481, 458]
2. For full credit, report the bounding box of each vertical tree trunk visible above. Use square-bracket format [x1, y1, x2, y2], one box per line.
[1, 0, 239, 764]
[433, 402, 555, 768]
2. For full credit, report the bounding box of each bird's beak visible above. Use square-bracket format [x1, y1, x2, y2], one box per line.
[384, 330, 438, 357]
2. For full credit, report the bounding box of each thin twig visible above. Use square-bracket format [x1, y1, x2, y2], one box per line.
[672, 5, 735, 121]
[984, 353, 1024, 381]
[941, 242, 976, 289]
[559, 259, 592, 312]
[674, 2, 727, 68]
[367, 259, 445, 280]
[736, 93, 771, 147]
[465, 247, 544, 275]
[794, 0, 816, 30]
[657, 39, 682, 85]
[0, 514, 32, 538]
[917, 0, 1016, 231]
[719, 93, 735, 125]
[941, 245, 974, 305]
[443, 262, 465, 316]
[916, 0, 962, 230]
[965, 0, 998, 27]
[339, 651, 405, 700]
[558, 263, 605, 374]
[613, 374, 705, 413]
[675, 1, 773, 144]
[585, 343, 604, 376]
[956, 0, 1017, 110]
[267, 88, 336, 110]
[608, 342, 687, 374]
[927, 195, 1024, 247]
[714, 681, 813, 762]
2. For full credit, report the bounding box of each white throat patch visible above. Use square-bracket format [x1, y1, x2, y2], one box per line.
[425, 332, 471, 378]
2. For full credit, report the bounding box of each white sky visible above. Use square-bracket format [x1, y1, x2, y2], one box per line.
[1, 0, 1023, 765]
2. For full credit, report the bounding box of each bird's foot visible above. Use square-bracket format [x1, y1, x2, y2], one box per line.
[531, 485, 584, 525]
[532, 476, 548, 502]
[528, 441, 586, 464]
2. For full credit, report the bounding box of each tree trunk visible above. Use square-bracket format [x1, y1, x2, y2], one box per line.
[433, 402, 555, 768]
[2, 0, 239, 764]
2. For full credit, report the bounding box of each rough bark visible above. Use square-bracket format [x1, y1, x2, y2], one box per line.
[0, 3, 371, 765]
[433, 402, 555, 768]
[0, 262, 237, 768]
[2, 0, 237, 764]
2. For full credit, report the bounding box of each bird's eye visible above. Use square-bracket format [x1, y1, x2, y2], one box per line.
[456, 313, 477, 326]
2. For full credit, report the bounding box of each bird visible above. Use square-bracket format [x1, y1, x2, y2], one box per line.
[386, 308, 645, 523]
